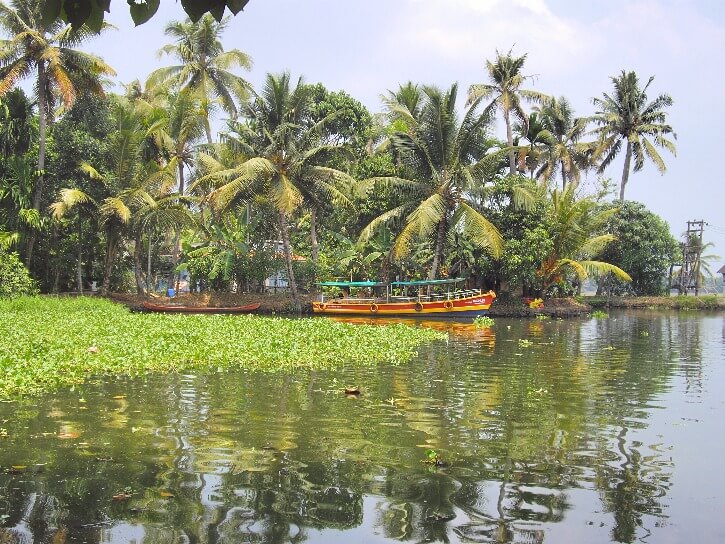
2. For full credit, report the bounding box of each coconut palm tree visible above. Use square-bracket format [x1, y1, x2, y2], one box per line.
[360, 83, 504, 280]
[538, 183, 631, 292]
[513, 111, 546, 179]
[534, 96, 593, 189]
[591, 70, 676, 201]
[468, 49, 548, 175]
[139, 89, 206, 288]
[148, 14, 252, 144]
[0, 0, 115, 263]
[197, 72, 355, 312]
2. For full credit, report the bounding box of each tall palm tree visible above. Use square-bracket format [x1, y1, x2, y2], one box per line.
[0, 0, 115, 263]
[534, 96, 593, 189]
[197, 72, 354, 312]
[591, 70, 676, 201]
[468, 49, 548, 176]
[148, 14, 252, 144]
[139, 88, 206, 289]
[360, 83, 503, 280]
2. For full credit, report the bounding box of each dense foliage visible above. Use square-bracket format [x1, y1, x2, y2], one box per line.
[0, 297, 445, 397]
[598, 201, 680, 295]
[0, 6, 686, 302]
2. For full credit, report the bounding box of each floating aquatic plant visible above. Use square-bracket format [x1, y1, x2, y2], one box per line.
[0, 297, 445, 398]
[473, 316, 495, 328]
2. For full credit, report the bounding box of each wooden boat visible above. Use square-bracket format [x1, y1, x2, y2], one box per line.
[312, 278, 495, 317]
[142, 301, 261, 314]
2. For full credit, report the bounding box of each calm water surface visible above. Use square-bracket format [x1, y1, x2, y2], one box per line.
[1, 311, 724, 543]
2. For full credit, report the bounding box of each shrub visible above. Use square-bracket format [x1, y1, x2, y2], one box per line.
[0, 251, 38, 298]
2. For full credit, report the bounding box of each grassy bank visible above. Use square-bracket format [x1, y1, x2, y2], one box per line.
[0, 297, 445, 398]
[582, 295, 725, 311]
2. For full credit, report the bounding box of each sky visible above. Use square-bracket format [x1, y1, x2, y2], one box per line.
[79, 0, 724, 258]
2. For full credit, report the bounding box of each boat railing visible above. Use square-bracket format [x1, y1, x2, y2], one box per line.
[319, 288, 483, 304]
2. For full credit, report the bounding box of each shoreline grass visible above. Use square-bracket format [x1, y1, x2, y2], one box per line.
[0, 297, 445, 398]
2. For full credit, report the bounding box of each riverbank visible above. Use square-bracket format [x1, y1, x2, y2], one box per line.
[583, 295, 725, 311]
[0, 297, 444, 398]
[110, 291, 724, 317]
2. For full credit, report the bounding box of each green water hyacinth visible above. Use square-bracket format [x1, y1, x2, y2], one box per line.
[0, 297, 445, 398]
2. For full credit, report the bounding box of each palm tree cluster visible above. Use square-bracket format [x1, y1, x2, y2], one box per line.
[0, 2, 680, 302]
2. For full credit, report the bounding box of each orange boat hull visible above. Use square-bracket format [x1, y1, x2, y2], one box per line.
[312, 292, 495, 316]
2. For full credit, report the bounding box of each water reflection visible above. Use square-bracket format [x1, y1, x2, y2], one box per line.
[0, 312, 722, 543]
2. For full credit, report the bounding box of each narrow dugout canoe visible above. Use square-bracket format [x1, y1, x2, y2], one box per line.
[142, 302, 261, 314]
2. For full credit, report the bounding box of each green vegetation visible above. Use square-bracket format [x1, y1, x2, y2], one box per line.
[473, 315, 495, 328]
[591, 310, 609, 318]
[0, 250, 37, 297]
[0, 297, 445, 397]
[39, 0, 251, 31]
[597, 201, 680, 295]
[585, 295, 723, 311]
[0, 5, 689, 304]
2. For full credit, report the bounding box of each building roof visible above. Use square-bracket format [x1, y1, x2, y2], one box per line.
[718, 264, 725, 275]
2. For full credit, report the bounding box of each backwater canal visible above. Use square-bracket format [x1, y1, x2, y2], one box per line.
[1, 311, 724, 543]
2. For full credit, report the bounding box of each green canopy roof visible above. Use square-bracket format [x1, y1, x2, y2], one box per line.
[390, 278, 466, 286]
[316, 281, 386, 287]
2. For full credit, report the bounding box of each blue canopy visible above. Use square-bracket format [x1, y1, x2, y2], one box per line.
[390, 278, 465, 286]
[316, 281, 386, 287]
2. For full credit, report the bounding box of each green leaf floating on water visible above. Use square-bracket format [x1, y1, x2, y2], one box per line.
[0, 297, 446, 398]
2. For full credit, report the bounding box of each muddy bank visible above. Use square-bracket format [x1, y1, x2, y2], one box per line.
[488, 297, 591, 318]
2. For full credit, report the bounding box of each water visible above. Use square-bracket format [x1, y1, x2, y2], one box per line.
[1, 311, 724, 543]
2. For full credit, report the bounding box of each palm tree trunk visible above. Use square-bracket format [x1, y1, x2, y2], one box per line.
[147, 229, 153, 295]
[619, 140, 632, 202]
[204, 117, 213, 145]
[76, 215, 83, 293]
[429, 219, 447, 280]
[310, 207, 318, 296]
[278, 211, 300, 313]
[505, 109, 515, 175]
[100, 236, 119, 296]
[133, 229, 145, 295]
[25, 62, 48, 266]
[561, 160, 567, 190]
[168, 162, 186, 291]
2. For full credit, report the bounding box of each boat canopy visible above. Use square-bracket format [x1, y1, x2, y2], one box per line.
[316, 281, 387, 287]
[390, 277, 466, 286]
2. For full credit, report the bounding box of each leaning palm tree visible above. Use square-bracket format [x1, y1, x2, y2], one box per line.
[0, 0, 115, 263]
[534, 96, 593, 189]
[538, 183, 631, 292]
[468, 49, 548, 175]
[591, 70, 676, 201]
[147, 14, 252, 144]
[196, 72, 355, 312]
[361, 83, 504, 280]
